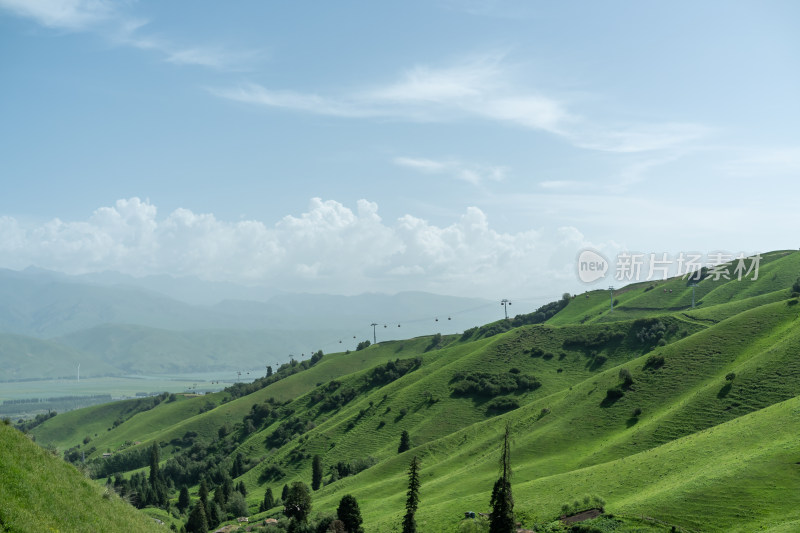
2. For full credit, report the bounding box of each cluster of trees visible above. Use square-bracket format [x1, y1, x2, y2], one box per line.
[311, 357, 422, 414]
[450, 371, 541, 398]
[104, 443, 169, 509]
[635, 319, 668, 346]
[225, 351, 325, 401]
[562, 329, 625, 351]
[252, 482, 363, 533]
[265, 416, 311, 449]
[13, 410, 56, 432]
[356, 340, 371, 351]
[183, 477, 248, 533]
[461, 297, 570, 341]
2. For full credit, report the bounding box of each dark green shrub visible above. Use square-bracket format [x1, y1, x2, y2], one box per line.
[356, 340, 371, 351]
[450, 371, 541, 397]
[605, 386, 624, 401]
[725, 372, 736, 381]
[486, 397, 520, 413]
[644, 353, 665, 370]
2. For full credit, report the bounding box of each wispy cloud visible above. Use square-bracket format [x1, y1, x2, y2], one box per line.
[0, 0, 256, 70]
[210, 84, 375, 117]
[212, 54, 708, 154]
[721, 146, 800, 178]
[394, 156, 508, 186]
[0, 0, 112, 31]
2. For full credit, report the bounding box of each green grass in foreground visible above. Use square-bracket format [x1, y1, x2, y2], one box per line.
[0, 422, 162, 533]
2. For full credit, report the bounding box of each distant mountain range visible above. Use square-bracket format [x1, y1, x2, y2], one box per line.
[0, 267, 505, 380]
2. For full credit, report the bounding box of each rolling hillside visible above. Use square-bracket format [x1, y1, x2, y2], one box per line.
[26, 251, 800, 532]
[0, 421, 163, 532]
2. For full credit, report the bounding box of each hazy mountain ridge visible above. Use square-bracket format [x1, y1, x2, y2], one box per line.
[0, 268, 500, 379]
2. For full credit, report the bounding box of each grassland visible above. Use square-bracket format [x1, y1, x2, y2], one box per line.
[22, 250, 800, 532]
[0, 421, 163, 532]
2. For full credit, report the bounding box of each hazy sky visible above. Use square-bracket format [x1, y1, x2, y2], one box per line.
[1, 1, 798, 300]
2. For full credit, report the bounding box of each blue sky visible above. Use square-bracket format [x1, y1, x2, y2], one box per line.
[1, 1, 798, 300]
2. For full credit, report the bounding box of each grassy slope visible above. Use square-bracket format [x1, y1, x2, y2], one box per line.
[0, 423, 162, 533]
[28, 250, 800, 532]
[551, 250, 799, 326]
[298, 299, 800, 531]
[34, 336, 435, 456]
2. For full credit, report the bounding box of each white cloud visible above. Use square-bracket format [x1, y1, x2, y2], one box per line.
[0, 197, 604, 298]
[393, 156, 508, 185]
[570, 122, 711, 154]
[212, 54, 707, 154]
[0, 0, 112, 31]
[721, 146, 800, 178]
[210, 84, 373, 117]
[0, 0, 255, 70]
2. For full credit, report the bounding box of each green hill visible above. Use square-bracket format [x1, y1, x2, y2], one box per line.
[26, 251, 800, 532]
[0, 421, 163, 532]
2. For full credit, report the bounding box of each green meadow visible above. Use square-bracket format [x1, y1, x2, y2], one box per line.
[14, 251, 800, 532]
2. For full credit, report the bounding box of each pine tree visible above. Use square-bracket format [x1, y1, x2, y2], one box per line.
[259, 487, 275, 512]
[312, 454, 323, 491]
[337, 494, 364, 533]
[199, 479, 209, 507]
[213, 485, 226, 508]
[398, 430, 411, 453]
[281, 483, 290, 502]
[402, 456, 421, 533]
[147, 442, 168, 507]
[149, 442, 160, 486]
[199, 478, 211, 524]
[177, 486, 191, 514]
[237, 480, 248, 496]
[185, 501, 208, 533]
[232, 452, 244, 478]
[489, 424, 515, 533]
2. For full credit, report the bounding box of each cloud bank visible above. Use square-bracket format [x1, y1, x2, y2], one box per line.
[0, 198, 601, 298]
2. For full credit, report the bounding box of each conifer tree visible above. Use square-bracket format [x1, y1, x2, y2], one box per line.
[312, 454, 323, 491]
[281, 483, 290, 502]
[398, 430, 411, 453]
[402, 456, 421, 533]
[489, 424, 515, 533]
[232, 452, 244, 478]
[185, 501, 208, 533]
[177, 486, 191, 514]
[199, 479, 209, 507]
[337, 494, 364, 533]
[259, 487, 275, 512]
[148, 442, 160, 486]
